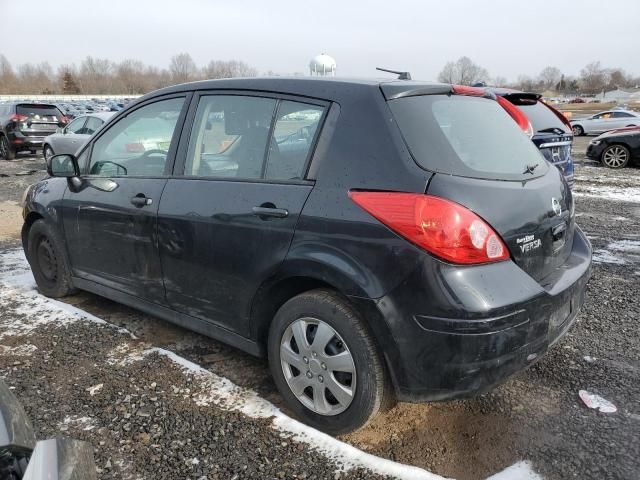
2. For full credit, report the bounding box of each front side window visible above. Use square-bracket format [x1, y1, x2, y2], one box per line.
[83, 116, 104, 135]
[88, 97, 184, 177]
[66, 117, 87, 134]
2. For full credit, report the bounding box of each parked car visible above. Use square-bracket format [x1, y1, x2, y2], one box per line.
[43, 112, 114, 160]
[569, 98, 585, 103]
[22, 78, 592, 434]
[0, 103, 68, 160]
[487, 88, 575, 187]
[586, 126, 640, 168]
[570, 110, 640, 136]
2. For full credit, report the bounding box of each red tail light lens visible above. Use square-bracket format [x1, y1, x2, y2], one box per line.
[495, 96, 533, 138]
[59, 115, 69, 124]
[9, 114, 28, 122]
[349, 191, 510, 264]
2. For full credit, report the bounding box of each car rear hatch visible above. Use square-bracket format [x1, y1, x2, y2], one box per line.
[15, 104, 66, 137]
[384, 88, 575, 284]
[501, 93, 574, 185]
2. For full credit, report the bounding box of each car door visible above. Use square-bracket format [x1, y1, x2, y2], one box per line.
[157, 93, 327, 336]
[590, 112, 617, 134]
[53, 116, 87, 154]
[611, 111, 638, 128]
[62, 94, 189, 302]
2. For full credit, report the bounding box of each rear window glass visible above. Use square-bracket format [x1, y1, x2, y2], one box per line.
[16, 104, 63, 120]
[388, 95, 548, 181]
[507, 97, 569, 134]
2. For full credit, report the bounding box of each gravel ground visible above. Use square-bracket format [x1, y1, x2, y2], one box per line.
[0, 139, 638, 480]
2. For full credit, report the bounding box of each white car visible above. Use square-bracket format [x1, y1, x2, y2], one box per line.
[43, 112, 114, 160]
[571, 110, 640, 136]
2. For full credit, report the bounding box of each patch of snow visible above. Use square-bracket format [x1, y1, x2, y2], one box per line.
[0, 344, 37, 356]
[607, 240, 640, 253]
[59, 415, 96, 431]
[591, 249, 626, 265]
[87, 383, 104, 396]
[573, 185, 640, 203]
[485, 461, 542, 480]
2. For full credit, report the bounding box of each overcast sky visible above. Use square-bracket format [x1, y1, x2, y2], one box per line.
[2, 0, 639, 81]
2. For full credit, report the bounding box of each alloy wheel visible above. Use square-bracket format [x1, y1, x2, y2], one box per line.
[280, 318, 356, 416]
[602, 146, 629, 168]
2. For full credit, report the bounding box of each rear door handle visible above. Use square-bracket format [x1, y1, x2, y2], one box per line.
[252, 206, 288, 218]
[131, 194, 153, 207]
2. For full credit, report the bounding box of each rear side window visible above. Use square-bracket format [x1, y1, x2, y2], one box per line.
[506, 97, 570, 134]
[185, 95, 324, 181]
[389, 95, 548, 181]
[16, 104, 63, 121]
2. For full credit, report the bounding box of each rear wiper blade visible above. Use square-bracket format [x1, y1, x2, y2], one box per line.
[538, 127, 565, 135]
[523, 163, 539, 174]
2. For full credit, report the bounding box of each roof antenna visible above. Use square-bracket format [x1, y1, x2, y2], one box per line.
[376, 67, 412, 80]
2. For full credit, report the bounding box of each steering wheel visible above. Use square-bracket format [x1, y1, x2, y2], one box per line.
[141, 149, 168, 158]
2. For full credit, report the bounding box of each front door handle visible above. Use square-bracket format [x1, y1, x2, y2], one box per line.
[131, 194, 153, 207]
[252, 206, 288, 218]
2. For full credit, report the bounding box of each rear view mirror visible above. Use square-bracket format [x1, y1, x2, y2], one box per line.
[23, 438, 97, 480]
[0, 380, 37, 452]
[47, 154, 79, 178]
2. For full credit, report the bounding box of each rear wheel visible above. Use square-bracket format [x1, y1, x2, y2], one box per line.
[572, 125, 584, 136]
[0, 135, 15, 160]
[268, 289, 393, 435]
[43, 145, 55, 162]
[601, 145, 630, 169]
[26, 220, 76, 298]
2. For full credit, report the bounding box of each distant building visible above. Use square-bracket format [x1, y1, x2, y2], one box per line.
[309, 54, 336, 76]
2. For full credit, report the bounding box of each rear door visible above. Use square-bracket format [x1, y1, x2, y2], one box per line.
[388, 93, 574, 284]
[611, 111, 639, 129]
[157, 93, 326, 336]
[62, 94, 189, 302]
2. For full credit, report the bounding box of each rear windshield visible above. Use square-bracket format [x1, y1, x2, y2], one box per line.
[506, 96, 570, 134]
[389, 95, 548, 181]
[16, 104, 63, 121]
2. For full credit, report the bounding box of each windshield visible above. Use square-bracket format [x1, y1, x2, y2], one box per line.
[506, 97, 570, 134]
[16, 104, 63, 121]
[388, 95, 548, 181]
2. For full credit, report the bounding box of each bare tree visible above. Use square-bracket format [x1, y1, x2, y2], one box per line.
[169, 53, 198, 84]
[437, 57, 489, 85]
[202, 60, 258, 79]
[79, 56, 115, 93]
[0, 55, 17, 94]
[580, 61, 608, 94]
[539, 66, 561, 90]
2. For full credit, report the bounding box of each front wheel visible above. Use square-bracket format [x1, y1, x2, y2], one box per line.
[43, 145, 55, 162]
[268, 289, 394, 435]
[26, 220, 76, 298]
[601, 144, 630, 169]
[572, 125, 584, 136]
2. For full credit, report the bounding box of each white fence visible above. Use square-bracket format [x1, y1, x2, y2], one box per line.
[0, 94, 141, 102]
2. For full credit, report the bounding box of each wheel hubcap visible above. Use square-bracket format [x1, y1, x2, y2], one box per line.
[36, 237, 58, 281]
[603, 147, 628, 168]
[280, 318, 356, 416]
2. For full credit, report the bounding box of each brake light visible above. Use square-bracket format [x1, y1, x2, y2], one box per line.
[9, 114, 28, 122]
[540, 100, 573, 132]
[452, 85, 485, 97]
[349, 191, 510, 264]
[496, 96, 533, 138]
[59, 115, 69, 124]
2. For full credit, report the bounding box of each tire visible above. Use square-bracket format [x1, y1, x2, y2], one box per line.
[43, 145, 55, 161]
[601, 144, 630, 169]
[0, 135, 15, 160]
[26, 220, 76, 298]
[268, 289, 393, 435]
[572, 125, 584, 136]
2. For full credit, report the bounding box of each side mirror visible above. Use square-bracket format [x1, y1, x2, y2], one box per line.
[47, 154, 79, 178]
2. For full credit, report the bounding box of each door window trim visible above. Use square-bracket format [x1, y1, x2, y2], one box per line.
[78, 92, 192, 178]
[173, 90, 330, 184]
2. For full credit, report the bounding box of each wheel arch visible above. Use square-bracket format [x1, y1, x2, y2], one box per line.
[21, 211, 44, 252]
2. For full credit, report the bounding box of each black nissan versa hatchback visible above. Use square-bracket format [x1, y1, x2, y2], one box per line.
[21, 78, 592, 434]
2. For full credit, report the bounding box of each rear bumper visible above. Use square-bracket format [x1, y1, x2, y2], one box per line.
[353, 226, 592, 402]
[8, 131, 47, 149]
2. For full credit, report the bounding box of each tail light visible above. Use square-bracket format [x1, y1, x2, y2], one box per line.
[9, 114, 28, 122]
[59, 115, 69, 124]
[496, 96, 533, 138]
[349, 191, 510, 264]
[451, 85, 486, 97]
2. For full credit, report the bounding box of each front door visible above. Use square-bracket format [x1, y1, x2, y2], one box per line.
[62, 95, 188, 302]
[158, 93, 327, 335]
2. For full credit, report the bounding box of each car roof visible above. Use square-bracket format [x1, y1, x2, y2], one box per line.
[137, 77, 453, 103]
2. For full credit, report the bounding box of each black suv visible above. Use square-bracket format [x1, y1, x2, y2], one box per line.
[0, 102, 68, 160]
[22, 78, 592, 434]
[487, 88, 575, 187]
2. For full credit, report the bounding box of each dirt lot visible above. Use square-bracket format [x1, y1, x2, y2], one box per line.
[0, 139, 638, 479]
